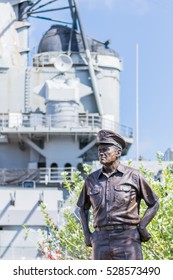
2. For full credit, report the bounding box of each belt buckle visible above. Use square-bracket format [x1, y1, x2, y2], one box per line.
[116, 225, 124, 230]
[113, 224, 129, 230]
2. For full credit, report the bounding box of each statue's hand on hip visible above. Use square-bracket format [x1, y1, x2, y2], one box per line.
[138, 226, 151, 242]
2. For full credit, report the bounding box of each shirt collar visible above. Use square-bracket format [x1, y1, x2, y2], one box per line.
[117, 162, 126, 173]
[97, 162, 125, 179]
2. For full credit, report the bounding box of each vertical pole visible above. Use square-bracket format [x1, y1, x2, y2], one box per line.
[73, 0, 103, 115]
[136, 44, 139, 161]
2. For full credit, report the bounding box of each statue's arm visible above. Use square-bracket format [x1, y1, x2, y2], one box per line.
[79, 208, 92, 247]
[138, 200, 159, 242]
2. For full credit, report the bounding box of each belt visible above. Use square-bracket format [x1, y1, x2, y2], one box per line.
[95, 224, 137, 231]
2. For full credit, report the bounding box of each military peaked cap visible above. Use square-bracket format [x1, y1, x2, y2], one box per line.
[96, 129, 126, 150]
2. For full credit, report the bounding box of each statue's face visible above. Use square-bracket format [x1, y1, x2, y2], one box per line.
[98, 144, 119, 165]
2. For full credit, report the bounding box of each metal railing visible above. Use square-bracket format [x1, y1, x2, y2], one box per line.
[0, 167, 76, 185]
[0, 113, 133, 138]
[39, 167, 76, 184]
[32, 51, 119, 67]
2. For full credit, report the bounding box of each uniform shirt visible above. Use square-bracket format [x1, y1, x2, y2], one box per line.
[77, 162, 159, 228]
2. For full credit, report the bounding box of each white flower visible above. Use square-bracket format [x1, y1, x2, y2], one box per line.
[43, 246, 49, 254]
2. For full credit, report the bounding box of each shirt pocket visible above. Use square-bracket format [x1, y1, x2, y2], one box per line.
[88, 188, 102, 208]
[114, 185, 131, 208]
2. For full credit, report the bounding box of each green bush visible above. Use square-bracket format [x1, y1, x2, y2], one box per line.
[138, 163, 173, 259]
[57, 166, 92, 259]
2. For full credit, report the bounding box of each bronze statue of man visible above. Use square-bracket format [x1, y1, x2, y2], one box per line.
[77, 129, 159, 260]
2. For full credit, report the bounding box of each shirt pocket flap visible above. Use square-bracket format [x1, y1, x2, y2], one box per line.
[88, 188, 100, 196]
[114, 185, 131, 192]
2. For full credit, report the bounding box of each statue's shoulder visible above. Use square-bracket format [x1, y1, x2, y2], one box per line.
[120, 162, 140, 176]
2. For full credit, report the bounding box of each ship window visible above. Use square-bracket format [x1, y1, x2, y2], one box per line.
[77, 163, 84, 172]
[38, 162, 46, 168]
[50, 163, 58, 181]
[64, 163, 72, 180]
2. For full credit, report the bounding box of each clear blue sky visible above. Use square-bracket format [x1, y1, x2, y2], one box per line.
[29, 0, 173, 161]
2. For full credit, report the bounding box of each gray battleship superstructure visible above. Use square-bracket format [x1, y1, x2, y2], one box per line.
[0, 0, 133, 259]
